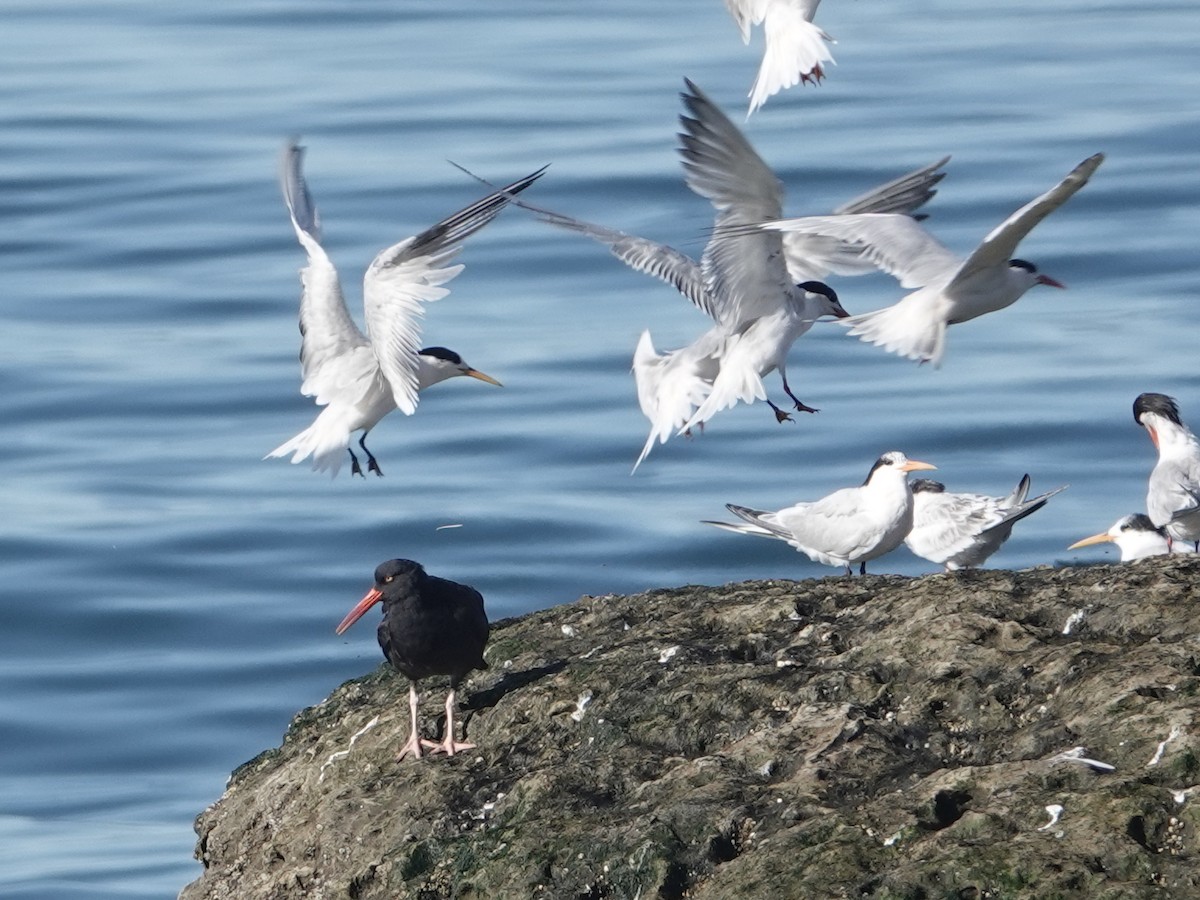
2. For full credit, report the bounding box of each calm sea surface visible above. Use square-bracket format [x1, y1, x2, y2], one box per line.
[2, 1, 1198, 895]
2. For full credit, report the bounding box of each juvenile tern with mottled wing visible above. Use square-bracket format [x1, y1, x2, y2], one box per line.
[743, 153, 1104, 366]
[1133, 392, 1200, 549]
[704, 451, 936, 575]
[906, 475, 1067, 571]
[266, 141, 543, 477]
[724, 0, 835, 115]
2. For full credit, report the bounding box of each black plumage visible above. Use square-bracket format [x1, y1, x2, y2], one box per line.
[336, 559, 489, 760]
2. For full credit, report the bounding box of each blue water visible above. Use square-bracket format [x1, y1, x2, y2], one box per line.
[2, 0, 1198, 895]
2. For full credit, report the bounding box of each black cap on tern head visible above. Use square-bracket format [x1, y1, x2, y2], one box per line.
[796, 280, 838, 303]
[911, 479, 946, 494]
[1120, 513, 1164, 535]
[1009, 258, 1037, 274]
[1133, 392, 1181, 427]
[419, 346, 465, 365]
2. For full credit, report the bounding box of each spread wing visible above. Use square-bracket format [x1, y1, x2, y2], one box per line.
[949, 153, 1104, 291]
[783, 155, 951, 282]
[761, 213, 962, 289]
[362, 168, 545, 413]
[529, 205, 718, 322]
[280, 140, 373, 404]
[678, 79, 792, 329]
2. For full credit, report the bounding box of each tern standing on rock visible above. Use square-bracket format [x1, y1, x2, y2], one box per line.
[336, 559, 489, 761]
[1133, 392, 1200, 550]
[743, 153, 1105, 366]
[905, 475, 1067, 571]
[267, 140, 543, 477]
[704, 451, 936, 575]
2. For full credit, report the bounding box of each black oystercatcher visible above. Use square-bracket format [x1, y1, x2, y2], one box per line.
[335, 559, 489, 760]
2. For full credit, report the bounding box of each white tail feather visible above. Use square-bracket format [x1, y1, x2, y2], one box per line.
[748, 7, 834, 114]
[265, 406, 357, 477]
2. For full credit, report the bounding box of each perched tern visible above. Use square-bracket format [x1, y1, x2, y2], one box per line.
[724, 0, 835, 115]
[905, 475, 1067, 571]
[743, 153, 1105, 366]
[473, 82, 945, 470]
[704, 451, 936, 575]
[266, 141, 543, 478]
[1068, 514, 1182, 562]
[1133, 393, 1200, 549]
[335, 559, 488, 760]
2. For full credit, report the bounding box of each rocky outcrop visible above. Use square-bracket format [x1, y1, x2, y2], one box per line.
[181, 558, 1200, 899]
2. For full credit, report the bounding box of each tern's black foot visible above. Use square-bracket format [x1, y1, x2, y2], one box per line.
[793, 400, 820, 414]
[859, 562, 867, 576]
[768, 401, 794, 424]
[348, 449, 365, 478]
[358, 436, 383, 477]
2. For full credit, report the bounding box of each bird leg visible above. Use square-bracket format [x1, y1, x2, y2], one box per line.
[358, 434, 383, 476]
[425, 688, 477, 757]
[859, 561, 867, 576]
[768, 400, 794, 424]
[781, 374, 819, 414]
[396, 683, 426, 761]
[348, 448, 365, 478]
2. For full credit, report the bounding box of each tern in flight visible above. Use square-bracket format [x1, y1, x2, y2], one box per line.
[724, 0, 836, 115]
[477, 80, 946, 471]
[1133, 392, 1200, 550]
[704, 451, 936, 575]
[1068, 514, 1187, 562]
[905, 475, 1067, 571]
[742, 153, 1104, 366]
[266, 141, 543, 477]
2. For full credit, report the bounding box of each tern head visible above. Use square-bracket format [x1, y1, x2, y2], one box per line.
[1068, 514, 1168, 561]
[910, 479, 946, 494]
[796, 281, 850, 319]
[419, 346, 503, 386]
[1010, 258, 1064, 289]
[863, 451, 937, 485]
[1133, 392, 1182, 448]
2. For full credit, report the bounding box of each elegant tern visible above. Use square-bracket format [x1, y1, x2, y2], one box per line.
[905, 475, 1067, 571]
[1133, 392, 1200, 549]
[1067, 514, 1184, 562]
[266, 140, 543, 477]
[704, 451, 936, 574]
[335, 559, 489, 760]
[724, 0, 835, 115]
[743, 153, 1104, 366]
